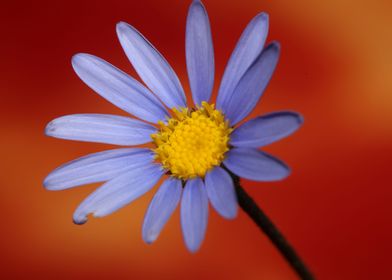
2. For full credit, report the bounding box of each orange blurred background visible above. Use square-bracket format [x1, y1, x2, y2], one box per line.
[1, 0, 391, 279]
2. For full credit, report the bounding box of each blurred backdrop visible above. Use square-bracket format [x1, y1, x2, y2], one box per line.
[1, 0, 391, 279]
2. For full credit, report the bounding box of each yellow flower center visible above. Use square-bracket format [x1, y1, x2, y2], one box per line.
[151, 102, 232, 180]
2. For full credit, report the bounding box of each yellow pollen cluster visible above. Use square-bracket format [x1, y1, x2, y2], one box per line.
[151, 102, 232, 180]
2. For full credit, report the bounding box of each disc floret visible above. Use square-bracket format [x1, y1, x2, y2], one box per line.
[151, 102, 232, 180]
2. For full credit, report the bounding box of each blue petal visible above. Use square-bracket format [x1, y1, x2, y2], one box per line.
[224, 147, 290, 181]
[205, 167, 237, 219]
[142, 178, 182, 244]
[73, 163, 163, 224]
[116, 22, 186, 109]
[44, 148, 154, 191]
[45, 114, 156, 145]
[180, 178, 209, 253]
[72, 54, 168, 123]
[217, 13, 268, 112]
[230, 112, 303, 148]
[221, 42, 280, 125]
[186, 0, 214, 106]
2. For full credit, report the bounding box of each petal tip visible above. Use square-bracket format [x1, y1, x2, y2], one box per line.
[116, 21, 126, 28]
[255, 12, 269, 22]
[221, 207, 238, 220]
[191, 0, 204, 7]
[186, 242, 201, 253]
[73, 210, 88, 225]
[144, 240, 154, 245]
[280, 165, 291, 180]
[43, 179, 51, 190]
[43, 176, 56, 191]
[71, 53, 96, 75]
[142, 232, 157, 245]
[73, 216, 87, 225]
[269, 41, 281, 52]
[44, 121, 56, 136]
[225, 206, 239, 220]
[71, 53, 90, 66]
[116, 21, 132, 36]
[71, 54, 79, 66]
[297, 113, 305, 125]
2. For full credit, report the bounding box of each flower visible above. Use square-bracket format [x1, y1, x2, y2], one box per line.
[44, 0, 303, 252]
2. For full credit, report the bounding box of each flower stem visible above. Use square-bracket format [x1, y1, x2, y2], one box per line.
[231, 174, 315, 280]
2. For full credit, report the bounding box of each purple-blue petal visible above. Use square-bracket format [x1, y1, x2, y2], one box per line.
[186, 0, 214, 106]
[180, 177, 209, 253]
[45, 114, 156, 146]
[71, 53, 168, 123]
[142, 178, 182, 244]
[217, 13, 268, 112]
[44, 148, 154, 191]
[73, 163, 163, 224]
[205, 167, 238, 219]
[116, 22, 186, 109]
[230, 112, 303, 148]
[221, 42, 280, 125]
[224, 147, 290, 181]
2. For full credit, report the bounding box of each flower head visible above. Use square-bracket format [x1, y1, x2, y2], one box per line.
[152, 102, 232, 179]
[44, 0, 302, 252]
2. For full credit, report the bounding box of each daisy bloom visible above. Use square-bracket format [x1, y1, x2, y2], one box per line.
[44, 0, 303, 252]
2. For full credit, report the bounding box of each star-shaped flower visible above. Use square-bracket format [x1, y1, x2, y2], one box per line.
[44, 0, 302, 252]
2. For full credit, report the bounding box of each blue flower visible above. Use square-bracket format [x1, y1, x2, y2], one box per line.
[44, 0, 302, 252]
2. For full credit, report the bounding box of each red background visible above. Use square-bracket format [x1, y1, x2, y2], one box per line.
[1, 0, 391, 279]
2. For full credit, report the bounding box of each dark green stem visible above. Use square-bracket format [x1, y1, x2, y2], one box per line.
[231, 174, 315, 280]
